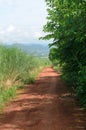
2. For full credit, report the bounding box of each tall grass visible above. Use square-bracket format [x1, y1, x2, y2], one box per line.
[0, 45, 50, 110]
[0, 87, 16, 111]
[0, 46, 38, 87]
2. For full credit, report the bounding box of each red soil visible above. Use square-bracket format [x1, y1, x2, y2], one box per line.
[0, 67, 86, 130]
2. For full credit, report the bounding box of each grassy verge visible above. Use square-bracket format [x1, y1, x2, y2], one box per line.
[0, 45, 51, 110]
[0, 87, 16, 112]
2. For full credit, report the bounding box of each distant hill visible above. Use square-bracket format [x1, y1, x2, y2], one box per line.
[6, 43, 49, 57]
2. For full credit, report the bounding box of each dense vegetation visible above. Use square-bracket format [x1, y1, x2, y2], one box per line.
[42, 0, 86, 107]
[0, 45, 50, 110]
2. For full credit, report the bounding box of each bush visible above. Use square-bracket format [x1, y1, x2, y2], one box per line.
[76, 66, 86, 107]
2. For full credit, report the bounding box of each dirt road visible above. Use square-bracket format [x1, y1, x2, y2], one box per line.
[0, 67, 86, 130]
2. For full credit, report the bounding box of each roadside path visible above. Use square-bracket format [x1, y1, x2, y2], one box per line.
[0, 67, 86, 130]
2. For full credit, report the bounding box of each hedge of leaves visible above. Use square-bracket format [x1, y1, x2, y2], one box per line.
[42, 0, 86, 107]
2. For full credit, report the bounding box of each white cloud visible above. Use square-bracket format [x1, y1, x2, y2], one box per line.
[0, 30, 5, 34]
[0, 27, 5, 34]
[34, 32, 42, 38]
[0, 0, 15, 6]
[0, 0, 47, 44]
[6, 24, 15, 33]
[0, 25, 45, 43]
[23, 32, 30, 37]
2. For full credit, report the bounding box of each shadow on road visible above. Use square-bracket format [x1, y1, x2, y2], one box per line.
[0, 68, 86, 130]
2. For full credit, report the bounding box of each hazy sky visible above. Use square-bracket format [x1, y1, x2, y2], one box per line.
[0, 0, 47, 44]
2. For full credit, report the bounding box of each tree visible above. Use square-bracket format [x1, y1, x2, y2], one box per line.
[41, 0, 86, 107]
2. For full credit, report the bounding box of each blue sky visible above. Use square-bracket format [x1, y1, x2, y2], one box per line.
[0, 0, 47, 44]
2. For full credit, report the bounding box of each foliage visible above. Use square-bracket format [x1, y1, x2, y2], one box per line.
[42, 0, 86, 107]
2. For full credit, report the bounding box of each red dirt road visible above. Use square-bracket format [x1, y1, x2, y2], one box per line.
[0, 67, 86, 130]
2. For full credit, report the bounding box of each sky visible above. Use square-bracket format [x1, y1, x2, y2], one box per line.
[0, 0, 48, 44]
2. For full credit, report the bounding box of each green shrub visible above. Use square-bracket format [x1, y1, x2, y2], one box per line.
[76, 66, 86, 107]
[0, 87, 16, 111]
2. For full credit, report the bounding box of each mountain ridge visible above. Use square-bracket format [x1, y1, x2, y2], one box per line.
[5, 43, 49, 57]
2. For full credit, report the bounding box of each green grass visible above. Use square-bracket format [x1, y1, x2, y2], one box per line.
[0, 45, 51, 110]
[0, 87, 16, 111]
